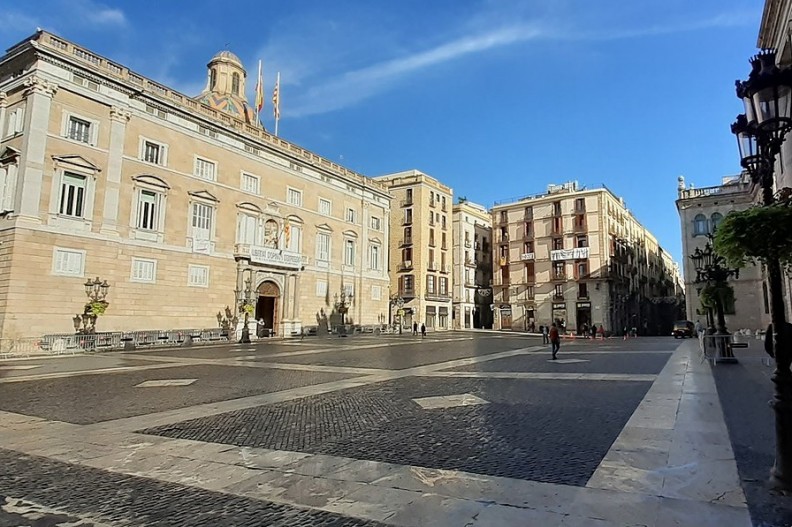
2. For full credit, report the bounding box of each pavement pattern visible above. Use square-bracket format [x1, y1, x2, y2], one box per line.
[0, 331, 754, 526]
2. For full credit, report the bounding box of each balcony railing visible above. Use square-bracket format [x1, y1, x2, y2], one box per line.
[400, 288, 416, 298]
[400, 198, 413, 207]
[520, 252, 535, 261]
[399, 237, 413, 246]
[403, 216, 413, 225]
[573, 222, 587, 232]
[425, 291, 451, 301]
[428, 261, 438, 271]
[552, 273, 567, 281]
[577, 294, 590, 300]
[441, 202, 447, 211]
[465, 258, 477, 268]
[464, 240, 472, 248]
[553, 294, 565, 301]
[398, 261, 413, 271]
[429, 199, 437, 208]
[428, 239, 436, 247]
[440, 264, 451, 274]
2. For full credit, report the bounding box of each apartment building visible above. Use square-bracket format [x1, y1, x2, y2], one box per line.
[375, 170, 453, 330]
[0, 30, 391, 338]
[491, 182, 683, 335]
[676, 174, 770, 331]
[452, 200, 493, 329]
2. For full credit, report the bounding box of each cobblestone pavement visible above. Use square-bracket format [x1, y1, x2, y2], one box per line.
[0, 333, 754, 526]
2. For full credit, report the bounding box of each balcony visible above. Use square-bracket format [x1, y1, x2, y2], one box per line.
[428, 261, 438, 271]
[440, 264, 451, 274]
[400, 198, 413, 207]
[441, 202, 448, 212]
[553, 294, 565, 301]
[429, 199, 437, 209]
[403, 216, 413, 225]
[428, 239, 436, 247]
[399, 237, 413, 246]
[464, 258, 477, 268]
[464, 278, 477, 287]
[552, 272, 567, 281]
[425, 290, 451, 301]
[442, 223, 448, 231]
[428, 218, 435, 226]
[573, 221, 587, 232]
[464, 239, 472, 248]
[398, 261, 413, 271]
[577, 293, 590, 300]
[520, 252, 535, 261]
[400, 288, 416, 299]
[233, 244, 304, 270]
[499, 256, 508, 267]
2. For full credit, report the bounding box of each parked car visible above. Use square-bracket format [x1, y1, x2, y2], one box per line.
[672, 320, 695, 338]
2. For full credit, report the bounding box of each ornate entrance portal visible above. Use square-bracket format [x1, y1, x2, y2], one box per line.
[255, 281, 280, 336]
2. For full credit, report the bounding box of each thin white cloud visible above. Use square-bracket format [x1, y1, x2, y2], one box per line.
[283, 8, 755, 118]
[74, 0, 127, 27]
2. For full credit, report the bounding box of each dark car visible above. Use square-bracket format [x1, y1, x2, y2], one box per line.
[672, 320, 695, 338]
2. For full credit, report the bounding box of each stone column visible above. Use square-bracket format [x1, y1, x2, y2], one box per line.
[16, 76, 58, 222]
[0, 92, 7, 141]
[291, 273, 299, 319]
[100, 106, 131, 236]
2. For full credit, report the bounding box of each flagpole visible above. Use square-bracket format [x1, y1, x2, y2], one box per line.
[256, 60, 262, 128]
[274, 71, 280, 136]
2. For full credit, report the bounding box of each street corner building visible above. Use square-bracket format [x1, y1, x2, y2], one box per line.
[490, 182, 684, 335]
[0, 31, 392, 338]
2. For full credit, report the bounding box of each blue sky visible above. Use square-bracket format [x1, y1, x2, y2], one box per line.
[0, 0, 762, 265]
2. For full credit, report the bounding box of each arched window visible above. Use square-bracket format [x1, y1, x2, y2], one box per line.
[693, 214, 708, 236]
[210, 68, 217, 90]
[232, 73, 240, 96]
[710, 212, 723, 232]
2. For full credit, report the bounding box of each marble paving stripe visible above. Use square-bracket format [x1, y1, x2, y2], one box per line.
[421, 372, 658, 382]
[0, 362, 186, 384]
[264, 336, 476, 358]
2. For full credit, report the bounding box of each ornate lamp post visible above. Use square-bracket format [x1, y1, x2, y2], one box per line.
[73, 277, 110, 334]
[237, 276, 254, 344]
[733, 49, 792, 490]
[334, 287, 353, 326]
[690, 241, 739, 339]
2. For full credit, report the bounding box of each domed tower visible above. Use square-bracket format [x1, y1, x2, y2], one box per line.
[196, 50, 257, 125]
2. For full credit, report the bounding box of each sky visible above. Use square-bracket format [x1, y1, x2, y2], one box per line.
[0, 0, 763, 265]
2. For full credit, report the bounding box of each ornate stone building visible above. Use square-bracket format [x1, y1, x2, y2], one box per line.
[452, 200, 492, 329]
[491, 182, 683, 335]
[0, 30, 391, 338]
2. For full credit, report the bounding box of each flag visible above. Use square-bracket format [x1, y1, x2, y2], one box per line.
[255, 60, 264, 113]
[272, 72, 280, 120]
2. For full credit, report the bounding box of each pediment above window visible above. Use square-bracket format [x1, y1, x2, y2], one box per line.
[369, 237, 382, 245]
[343, 229, 358, 238]
[286, 214, 304, 224]
[316, 223, 333, 232]
[52, 154, 101, 172]
[0, 146, 20, 163]
[237, 201, 263, 214]
[188, 190, 219, 203]
[132, 174, 170, 190]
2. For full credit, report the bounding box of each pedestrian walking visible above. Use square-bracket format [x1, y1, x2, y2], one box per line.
[694, 320, 704, 338]
[549, 323, 560, 360]
[597, 325, 605, 340]
[413, 322, 418, 336]
[590, 324, 596, 340]
[421, 323, 427, 338]
[541, 325, 549, 344]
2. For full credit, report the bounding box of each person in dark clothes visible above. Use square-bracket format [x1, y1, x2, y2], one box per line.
[421, 323, 427, 338]
[765, 322, 792, 358]
[413, 322, 418, 336]
[549, 323, 560, 360]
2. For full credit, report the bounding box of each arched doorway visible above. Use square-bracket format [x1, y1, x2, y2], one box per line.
[255, 281, 280, 336]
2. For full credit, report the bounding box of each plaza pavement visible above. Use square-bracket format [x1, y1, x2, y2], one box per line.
[0, 331, 752, 526]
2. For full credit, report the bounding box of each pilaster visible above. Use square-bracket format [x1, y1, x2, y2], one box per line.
[99, 106, 131, 235]
[0, 92, 7, 141]
[16, 76, 58, 223]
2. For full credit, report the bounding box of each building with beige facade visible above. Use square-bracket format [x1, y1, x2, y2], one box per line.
[374, 170, 453, 330]
[0, 30, 391, 338]
[452, 200, 492, 329]
[676, 173, 770, 331]
[491, 182, 683, 335]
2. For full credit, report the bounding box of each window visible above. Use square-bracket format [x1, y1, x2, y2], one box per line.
[578, 283, 588, 298]
[194, 157, 216, 181]
[232, 72, 240, 95]
[429, 229, 435, 246]
[575, 198, 585, 212]
[525, 262, 535, 281]
[526, 285, 535, 299]
[553, 238, 564, 250]
[191, 202, 213, 240]
[577, 235, 588, 248]
[439, 277, 447, 295]
[0, 164, 18, 212]
[524, 241, 534, 253]
[371, 285, 382, 300]
[711, 212, 724, 231]
[369, 244, 380, 270]
[316, 281, 328, 297]
[236, 213, 259, 244]
[319, 199, 332, 215]
[346, 208, 357, 223]
[59, 172, 86, 218]
[5, 106, 24, 137]
[402, 274, 414, 293]
[141, 140, 167, 166]
[554, 284, 564, 298]
[131, 258, 156, 283]
[67, 116, 91, 143]
[553, 202, 562, 216]
[370, 216, 381, 230]
[576, 261, 588, 278]
[52, 248, 85, 277]
[316, 232, 330, 262]
[525, 221, 532, 235]
[286, 224, 301, 253]
[344, 284, 355, 297]
[241, 172, 260, 194]
[188, 265, 209, 287]
[287, 188, 303, 206]
[427, 275, 436, 293]
[405, 209, 413, 223]
[693, 214, 708, 236]
[500, 210, 507, 223]
[137, 189, 160, 231]
[210, 68, 217, 89]
[553, 262, 565, 278]
[344, 239, 356, 266]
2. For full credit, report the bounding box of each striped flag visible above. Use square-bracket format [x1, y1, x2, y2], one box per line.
[272, 72, 280, 120]
[255, 60, 264, 114]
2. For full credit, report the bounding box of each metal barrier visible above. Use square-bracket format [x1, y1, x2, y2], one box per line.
[700, 334, 735, 365]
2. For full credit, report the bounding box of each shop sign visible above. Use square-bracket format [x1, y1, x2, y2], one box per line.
[250, 247, 302, 269]
[552, 303, 566, 309]
[577, 302, 592, 308]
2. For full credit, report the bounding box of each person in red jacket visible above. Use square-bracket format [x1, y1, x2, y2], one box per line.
[549, 323, 560, 360]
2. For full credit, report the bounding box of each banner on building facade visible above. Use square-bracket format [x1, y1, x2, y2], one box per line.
[250, 247, 302, 269]
[550, 247, 590, 261]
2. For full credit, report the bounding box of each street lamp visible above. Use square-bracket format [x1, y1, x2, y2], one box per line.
[334, 287, 353, 326]
[734, 49, 792, 490]
[74, 276, 110, 334]
[389, 294, 404, 334]
[690, 240, 739, 339]
[238, 275, 254, 344]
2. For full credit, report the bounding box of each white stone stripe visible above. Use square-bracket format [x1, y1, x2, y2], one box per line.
[0, 362, 186, 384]
[422, 371, 657, 382]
